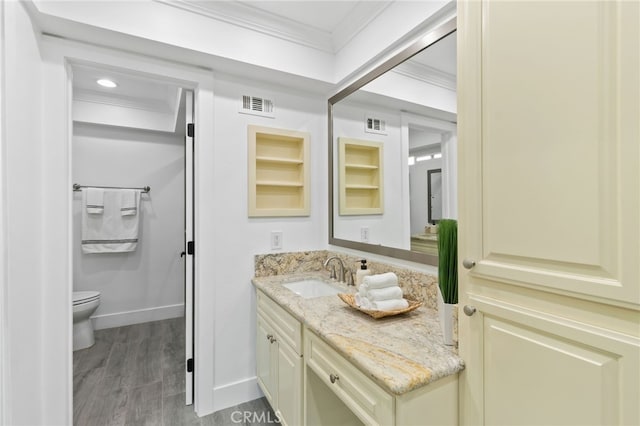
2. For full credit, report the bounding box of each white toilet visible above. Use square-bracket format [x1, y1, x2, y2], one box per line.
[73, 291, 101, 351]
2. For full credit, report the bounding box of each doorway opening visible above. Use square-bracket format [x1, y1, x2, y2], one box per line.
[70, 62, 195, 423]
[405, 116, 457, 255]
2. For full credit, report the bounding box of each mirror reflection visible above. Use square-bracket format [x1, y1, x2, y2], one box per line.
[330, 26, 457, 263]
[427, 168, 442, 224]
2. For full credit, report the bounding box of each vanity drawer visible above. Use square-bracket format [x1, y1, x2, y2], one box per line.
[305, 328, 394, 426]
[257, 290, 302, 354]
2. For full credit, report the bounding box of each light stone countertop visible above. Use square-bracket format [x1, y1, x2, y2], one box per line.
[252, 272, 465, 396]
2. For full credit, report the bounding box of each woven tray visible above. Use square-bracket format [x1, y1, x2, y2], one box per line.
[337, 293, 422, 319]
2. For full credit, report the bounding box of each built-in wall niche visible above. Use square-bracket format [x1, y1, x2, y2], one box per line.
[338, 138, 383, 215]
[248, 125, 310, 217]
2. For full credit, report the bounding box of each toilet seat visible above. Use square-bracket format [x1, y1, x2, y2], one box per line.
[73, 291, 100, 306]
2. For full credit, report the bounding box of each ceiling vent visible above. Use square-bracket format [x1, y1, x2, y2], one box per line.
[240, 95, 275, 118]
[365, 116, 386, 135]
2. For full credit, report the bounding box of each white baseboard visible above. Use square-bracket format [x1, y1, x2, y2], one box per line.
[212, 377, 264, 412]
[91, 303, 184, 330]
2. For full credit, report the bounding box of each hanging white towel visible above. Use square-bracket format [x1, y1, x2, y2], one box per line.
[82, 189, 142, 253]
[120, 189, 139, 216]
[85, 188, 104, 214]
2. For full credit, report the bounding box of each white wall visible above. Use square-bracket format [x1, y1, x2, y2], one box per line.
[210, 74, 326, 410]
[72, 122, 185, 328]
[1, 2, 46, 424]
[333, 102, 407, 250]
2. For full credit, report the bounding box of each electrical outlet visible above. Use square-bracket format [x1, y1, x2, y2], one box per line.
[271, 231, 283, 250]
[361, 227, 369, 242]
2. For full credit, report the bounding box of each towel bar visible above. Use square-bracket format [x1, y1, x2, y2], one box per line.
[73, 183, 151, 193]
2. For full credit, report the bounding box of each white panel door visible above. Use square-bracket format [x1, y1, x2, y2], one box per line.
[458, 1, 640, 424]
[184, 89, 194, 405]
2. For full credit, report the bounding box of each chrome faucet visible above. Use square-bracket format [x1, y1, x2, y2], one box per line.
[323, 256, 355, 286]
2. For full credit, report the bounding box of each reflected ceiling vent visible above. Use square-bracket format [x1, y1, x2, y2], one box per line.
[240, 95, 275, 118]
[365, 116, 386, 135]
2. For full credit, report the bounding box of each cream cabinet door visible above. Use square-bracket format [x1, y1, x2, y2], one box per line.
[276, 338, 302, 426]
[257, 314, 277, 406]
[458, 1, 639, 425]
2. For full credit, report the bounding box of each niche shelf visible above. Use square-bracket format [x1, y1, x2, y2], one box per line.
[338, 138, 384, 215]
[248, 125, 310, 217]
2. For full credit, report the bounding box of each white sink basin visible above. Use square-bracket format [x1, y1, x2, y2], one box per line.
[282, 279, 341, 299]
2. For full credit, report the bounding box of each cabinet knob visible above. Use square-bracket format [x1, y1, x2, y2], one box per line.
[463, 305, 477, 316]
[329, 374, 339, 384]
[270, 336, 277, 343]
[266, 334, 273, 341]
[462, 259, 476, 269]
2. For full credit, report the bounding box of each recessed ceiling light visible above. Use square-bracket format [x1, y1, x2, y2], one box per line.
[96, 79, 117, 88]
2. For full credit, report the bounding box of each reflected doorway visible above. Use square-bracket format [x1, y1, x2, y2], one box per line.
[428, 168, 442, 224]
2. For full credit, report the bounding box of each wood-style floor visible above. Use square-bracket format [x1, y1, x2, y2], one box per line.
[73, 318, 278, 425]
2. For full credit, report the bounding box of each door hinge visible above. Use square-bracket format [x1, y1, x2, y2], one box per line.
[187, 358, 194, 373]
[187, 123, 194, 138]
[187, 241, 194, 255]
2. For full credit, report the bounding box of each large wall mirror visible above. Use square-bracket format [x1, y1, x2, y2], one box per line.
[329, 17, 457, 265]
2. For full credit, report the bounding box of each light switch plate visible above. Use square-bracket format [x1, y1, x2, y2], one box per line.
[271, 231, 283, 250]
[360, 227, 369, 242]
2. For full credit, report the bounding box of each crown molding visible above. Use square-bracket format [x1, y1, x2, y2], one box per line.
[332, 1, 393, 53]
[392, 60, 456, 91]
[154, 0, 335, 53]
[153, 0, 392, 55]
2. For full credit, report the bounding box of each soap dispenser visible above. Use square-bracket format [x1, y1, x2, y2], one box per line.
[355, 259, 371, 287]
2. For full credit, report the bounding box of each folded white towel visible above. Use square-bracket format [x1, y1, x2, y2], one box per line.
[355, 294, 373, 310]
[358, 283, 368, 296]
[366, 286, 403, 301]
[82, 189, 141, 253]
[355, 293, 408, 311]
[120, 189, 139, 216]
[371, 298, 409, 311]
[362, 272, 398, 289]
[85, 188, 104, 214]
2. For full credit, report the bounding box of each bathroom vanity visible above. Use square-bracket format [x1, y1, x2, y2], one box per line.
[252, 272, 463, 426]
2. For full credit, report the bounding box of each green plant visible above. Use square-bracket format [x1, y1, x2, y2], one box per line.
[438, 219, 458, 304]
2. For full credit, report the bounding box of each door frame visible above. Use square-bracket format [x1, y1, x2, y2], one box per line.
[0, 1, 7, 420]
[41, 36, 216, 420]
